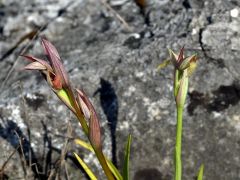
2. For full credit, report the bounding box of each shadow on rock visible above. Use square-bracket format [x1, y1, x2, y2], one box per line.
[134, 168, 170, 180]
[0, 119, 47, 179]
[94, 78, 119, 167]
[188, 83, 240, 115]
[0, 119, 91, 179]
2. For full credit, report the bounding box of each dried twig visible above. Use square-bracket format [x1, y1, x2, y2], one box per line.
[100, 0, 133, 32]
[15, 131, 28, 178]
[0, 144, 20, 179]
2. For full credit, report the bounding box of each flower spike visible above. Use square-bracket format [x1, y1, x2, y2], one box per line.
[22, 38, 70, 91]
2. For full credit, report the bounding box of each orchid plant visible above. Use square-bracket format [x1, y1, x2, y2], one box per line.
[22, 38, 131, 180]
[158, 47, 204, 180]
[21, 38, 204, 180]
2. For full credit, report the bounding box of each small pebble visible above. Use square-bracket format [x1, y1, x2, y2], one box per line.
[230, 8, 239, 18]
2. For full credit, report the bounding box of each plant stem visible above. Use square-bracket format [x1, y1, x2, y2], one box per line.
[95, 150, 115, 180]
[175, 105, 183, 180]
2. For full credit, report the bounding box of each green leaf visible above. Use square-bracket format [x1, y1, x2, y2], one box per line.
[75, 139, 93, 152]
[197, 164, 204, 180]
[75, 139, 123, 180]
[123, 134, 132, 180]
[73, 152, 97, 180]
[157, 59, 171, 71]
[106, 158, 123, 180]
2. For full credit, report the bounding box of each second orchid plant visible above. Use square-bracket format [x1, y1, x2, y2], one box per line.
[158, 47, 204, 180]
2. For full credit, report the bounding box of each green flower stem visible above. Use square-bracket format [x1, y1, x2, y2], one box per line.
[175, 105, 183, 180]
[95, 149, 115, 180]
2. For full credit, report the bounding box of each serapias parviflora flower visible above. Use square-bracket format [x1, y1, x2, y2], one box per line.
[21, 38, 74, 112]
[158, 47, 198, 108]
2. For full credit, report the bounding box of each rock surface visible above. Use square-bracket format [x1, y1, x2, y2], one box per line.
[0, 0, 240, 179]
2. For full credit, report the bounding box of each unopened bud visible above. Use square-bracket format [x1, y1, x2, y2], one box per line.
[89, 112, 102, 149]
[175, 70, 189, 108]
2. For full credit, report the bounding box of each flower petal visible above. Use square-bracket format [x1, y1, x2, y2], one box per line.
[177, 46, 184, 63]
[41, 38, 69, 87]
[24, 61, 47, 70]
[21, 55, 53, 71]
[168, 49, 178, 65]
[76, 89, 91, 120]
[178, 54, 197, 71]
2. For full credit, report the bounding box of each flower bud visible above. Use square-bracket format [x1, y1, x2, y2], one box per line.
[175, 70, 189, 108]
[76, 89, 102, 149]
[76, 89, 91, 120]
[89, 112, 102, 149]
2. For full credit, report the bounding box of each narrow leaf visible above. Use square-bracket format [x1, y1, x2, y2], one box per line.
[107, 159, 123, 180]
[123, 134, 132, 180]
[73, 153, 97, 180]
[75, 139, 94, 152]
[197, 164, 204, 180]
[75, 139, 123, 180]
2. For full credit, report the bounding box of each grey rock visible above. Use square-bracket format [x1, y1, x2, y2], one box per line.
[1, 0, 240, 179]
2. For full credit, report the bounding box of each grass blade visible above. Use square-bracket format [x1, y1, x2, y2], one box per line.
[122, 134, 132, 180]
[73, 152, 97, 180]
[197, 164, 204, 180]
[75, 139, 123, 180]
[106, 158, 123, 180]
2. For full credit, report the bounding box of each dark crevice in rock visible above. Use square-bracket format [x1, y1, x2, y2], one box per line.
[119, 29, 152, 48]
[197, 16, 223, 67]
[25, 93, 45, 110]
[188, 83, 240, 115]
[123, 35, 142, 49]
[143, 10, 151, 27]
[0, 120, 47, 179]
[206, 16, 212, 24]
[182, 0, 191, 10]
[134, 0, 152, 27]
[198, 27, 225, 68]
